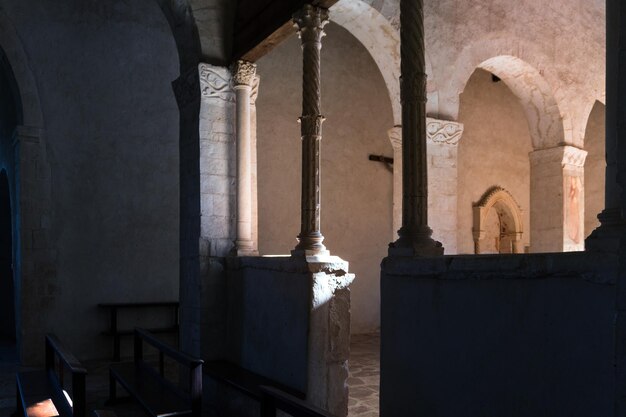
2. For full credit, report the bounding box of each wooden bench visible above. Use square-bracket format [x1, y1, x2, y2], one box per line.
[16, 334, 87, 417]
[108, 328, 203, 417]
[204, 360, 305, 402]
[260, 386, 336, 417]
[98, 302, 179, 361]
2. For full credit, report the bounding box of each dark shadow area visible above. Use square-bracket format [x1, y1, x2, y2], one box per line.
[0, 170, 13, 344]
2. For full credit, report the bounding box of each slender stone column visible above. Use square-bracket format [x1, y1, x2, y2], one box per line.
[389, 0, 443, 256]
[250, 75, 260, 254]
[232, 60, 258, 256]
[586, 0, 625, 252]
[292, 5, 330, 257]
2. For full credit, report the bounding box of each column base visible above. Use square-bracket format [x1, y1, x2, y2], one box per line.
[232, 240, 259, 257]
[389, 227, 444, 257]
[291, 248, 331, 259]
[585, 208, 626, 253]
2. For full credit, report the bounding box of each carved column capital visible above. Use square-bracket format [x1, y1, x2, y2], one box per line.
[293, 5, 329, 46]
[562, 146, 588, 168]
[231, 60, 257, 88]
[199, 63, 235, 102]
[426, 118, 464, 145]
[529, 145, 588, 168]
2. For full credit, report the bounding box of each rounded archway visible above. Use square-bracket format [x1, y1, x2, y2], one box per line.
[458, 55, 566, 151]
[473, 187, 524, 254]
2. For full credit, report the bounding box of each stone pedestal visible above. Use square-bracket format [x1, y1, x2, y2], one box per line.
[220, 256, 354, 417]
[529, 145, 587, 252]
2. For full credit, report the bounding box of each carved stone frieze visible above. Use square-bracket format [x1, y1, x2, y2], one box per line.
[426, 118, 464, 145]
[250, 75, 260, 105]
[388, 126, 402, 150]
[198, 63, 235, 102]
[562, 146, 588, 168]
[529, 145, 588, 168]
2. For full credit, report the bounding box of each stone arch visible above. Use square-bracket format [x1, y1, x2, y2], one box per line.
[0, 10, 43, 128]
[0, 9, 51, 363]
[473, 187, 524, 254]
[444, 37, 568, 149]
[330, 0, 436, 125]
[465, 56, 565, 150]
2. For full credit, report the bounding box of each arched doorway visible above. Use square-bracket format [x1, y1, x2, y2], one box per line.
[473, 187, 524, 254]
[0, 170, 14, 344]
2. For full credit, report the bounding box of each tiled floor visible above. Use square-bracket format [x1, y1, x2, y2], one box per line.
[348, 333, 380, 417]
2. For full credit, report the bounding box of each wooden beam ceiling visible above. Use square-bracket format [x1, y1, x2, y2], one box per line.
[233, 0, 338, 62]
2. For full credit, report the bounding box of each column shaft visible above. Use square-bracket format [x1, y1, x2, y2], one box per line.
[390, 0, 443, 256]
[292, 5, 329, 257]
[232, 60, 257, 256]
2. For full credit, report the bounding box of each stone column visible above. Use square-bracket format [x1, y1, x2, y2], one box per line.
[232, 60, 258, 256]
[426, 118, 463, 254]
[390, 119, 464, 253]
[250, 76, 260, 254]
[292, 5, 330, 257]
[388, 126, 402, 241]
[389, 0, 443, 256]
[586, 0, 625, 252]
[610, 1, 626, 414]
[529, 145, 587, 253]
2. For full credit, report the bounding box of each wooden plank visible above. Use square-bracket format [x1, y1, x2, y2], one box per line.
[204, 360, 305, 401]
[17, 371, 73, 417]
[98, 302, 179, 309]
[134, 328, 202, 368]
[109, 363, 190, 417]
[260, 386, 336, 417]
[233, 0, 339, 61]
[101, 325, 179, 337]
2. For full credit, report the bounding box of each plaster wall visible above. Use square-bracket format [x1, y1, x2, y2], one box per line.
[380, 253, 616, 417]
[256, 23, 393, 334]
[457, 69, 532, 254]
[1, 0, 181, 361]
[584, 102, 606, 237]
[423, 0, 604, 146]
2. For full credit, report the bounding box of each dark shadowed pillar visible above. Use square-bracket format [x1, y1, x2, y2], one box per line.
[292, 4, 330, 257]
[389, 0, 443, 257]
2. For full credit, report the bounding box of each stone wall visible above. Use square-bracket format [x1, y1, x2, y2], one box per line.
[0, 0, 182, 361]
[381, 252, 616, 417]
